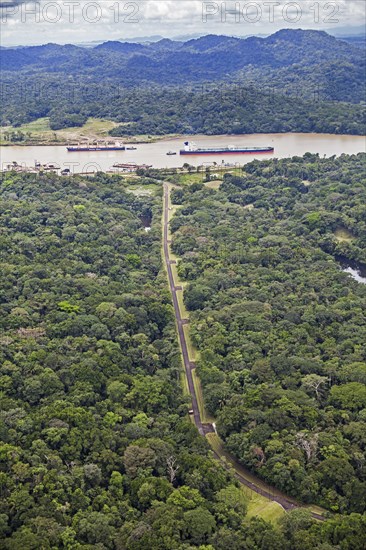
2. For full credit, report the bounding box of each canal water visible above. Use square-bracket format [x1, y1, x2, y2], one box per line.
[1, 133, 365, 173]
[338, 257, 366, 285]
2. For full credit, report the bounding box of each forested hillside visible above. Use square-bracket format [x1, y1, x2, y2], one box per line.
[170, 153, 366, 514]
[1, 29, 365, 134]
[1, 79, 364, 136]
[108, 86, 365, 136]
[1, 30, 363, 98]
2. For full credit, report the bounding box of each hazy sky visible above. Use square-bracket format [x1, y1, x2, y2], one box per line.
[0, 0, 365, 46]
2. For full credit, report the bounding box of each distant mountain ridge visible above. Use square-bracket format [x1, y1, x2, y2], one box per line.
[1, 29, 361, 71]
[2, 29, 364, 104]
[1, 29, 365, 131]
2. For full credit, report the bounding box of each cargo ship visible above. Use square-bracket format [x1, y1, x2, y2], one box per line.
[179, 141, 274, 155]
[67, 142, 125, 152]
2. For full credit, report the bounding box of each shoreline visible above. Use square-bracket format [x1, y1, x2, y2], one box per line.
[0, 135, 181, 147]
[1, 130, 366, 148]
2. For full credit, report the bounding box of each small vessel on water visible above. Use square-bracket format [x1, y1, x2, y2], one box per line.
[166, 151, 177, 155]
[67, 141, 125, 152]
[126, 146, 137, 150]
[179, 141, 274, 155]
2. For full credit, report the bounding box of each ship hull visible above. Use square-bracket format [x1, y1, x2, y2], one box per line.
[67, 147, 125, 152]
[180, 147, 274, 155]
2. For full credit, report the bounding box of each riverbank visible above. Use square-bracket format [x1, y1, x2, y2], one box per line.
[2, 117, 366, 149]
[0, 117, 180, 146]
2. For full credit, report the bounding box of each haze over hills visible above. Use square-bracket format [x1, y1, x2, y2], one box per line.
[2, 24, 365, 49]
[1, 29, 362, 72]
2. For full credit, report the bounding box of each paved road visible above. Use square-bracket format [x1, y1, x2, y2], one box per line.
[163, 184, 204, 435]
[162, 183, 325, 520]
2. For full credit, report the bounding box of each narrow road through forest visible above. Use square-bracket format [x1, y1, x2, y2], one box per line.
[162, 182, 325, 520]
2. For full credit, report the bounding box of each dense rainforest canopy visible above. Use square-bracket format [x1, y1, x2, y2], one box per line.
[2, 80, 365, 136]
[170, 153, 366, 515]
[0, 164, 365, 548]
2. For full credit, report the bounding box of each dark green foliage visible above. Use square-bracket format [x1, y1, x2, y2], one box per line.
[1, 30, 364, 101]
[49, 112, 88, 130]
[171, 153, 366, 514]
[1, 168, 365, 548]
[0, 172, 237, 548]
[1, 30, 365, 133]
[108, 86, 365, 137]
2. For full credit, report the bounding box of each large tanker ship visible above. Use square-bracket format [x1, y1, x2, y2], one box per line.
[179, 141, 274, 155]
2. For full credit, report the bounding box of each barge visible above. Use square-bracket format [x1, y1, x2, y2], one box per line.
[112, 162, 152, 172]
[67, 142, 125, 152]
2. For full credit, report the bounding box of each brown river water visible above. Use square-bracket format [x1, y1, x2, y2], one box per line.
[1, 133, 365, 173]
